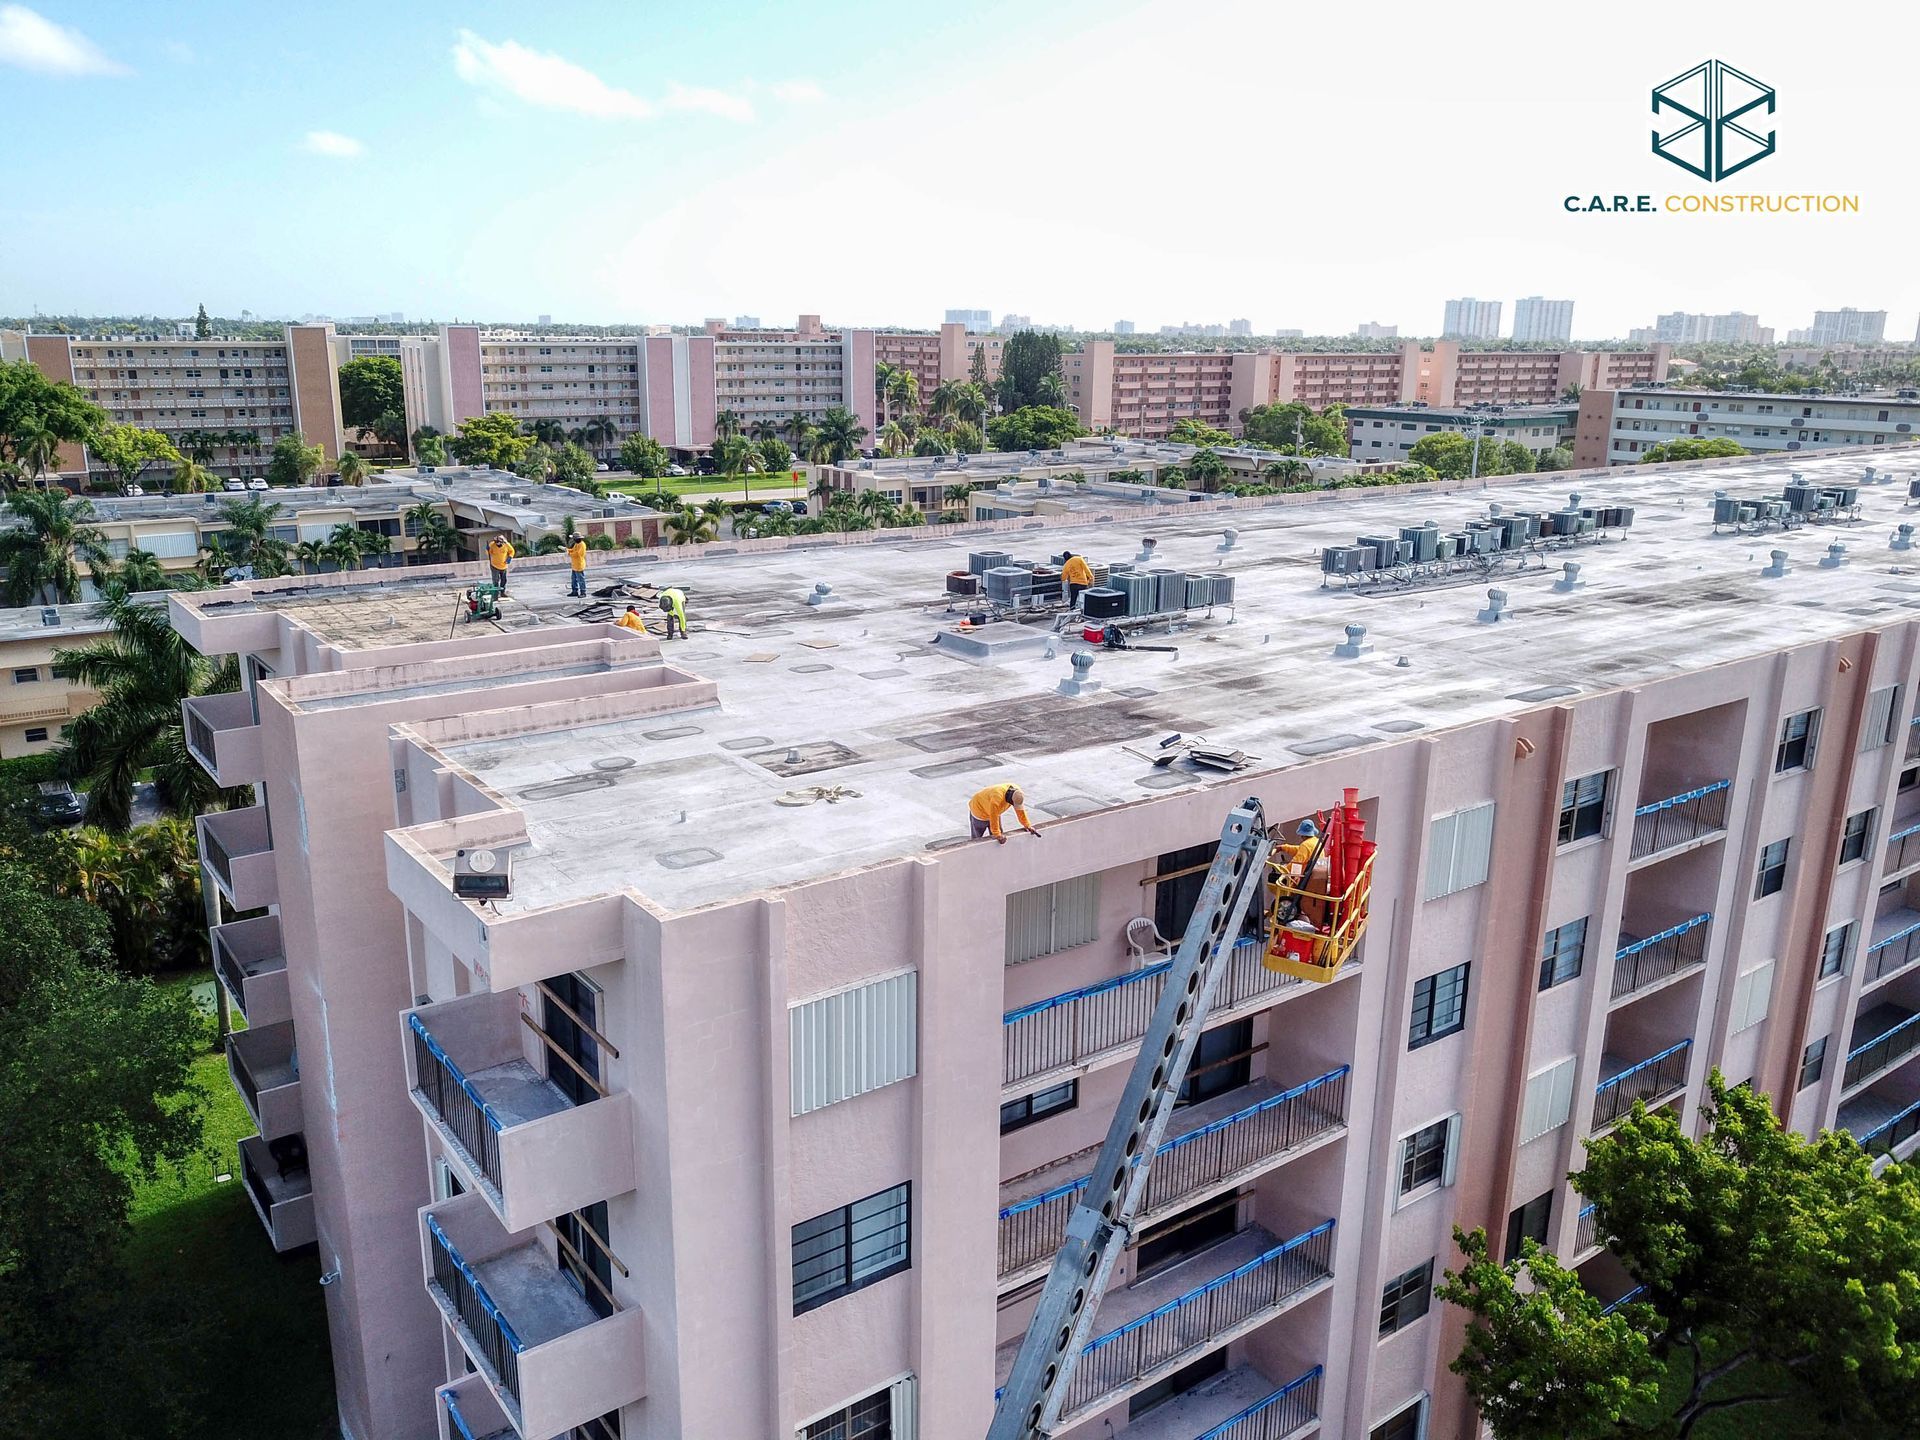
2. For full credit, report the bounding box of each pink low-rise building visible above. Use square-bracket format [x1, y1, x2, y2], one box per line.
[176, 446, 1919, 1440]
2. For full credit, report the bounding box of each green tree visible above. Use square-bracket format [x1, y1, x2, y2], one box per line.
[714, 408, 744, 442]
[1537, 445, 1575, 472]
[336, 356, 404, 440]
[0, 490, 112, 604]
[1184, 447, 1232, 493]
[786, 412, 814, 450]
[90, 423, 182, 491]
[513, 441, 556, 482]
[0, 358, 106, 476]
[1640, 437, 1747, 464]
[212, 496, 288, 577]
[1499, 440, 1537, 474]
[1441, 1073, 1920, 1440]
[292, 539, 329, 575]
[53, 590, 243, 828]
[618, 434, 671, 478]
[265, 431, 324, 488]
[713, 434, 757, 503]
[755, 437, 793, 475]
[336, 451, 368, 488]
[415, 433, 447, 466]
[1242, 402, 1347, 455]
[994, 330, 1066, 412]
[193, 302, 212, 339]
[1168, 417, 1234, 447]
[449, 413, 530, 468]
[663, 504, 718, 545]
[371, 408, 407, 454]
[879, 419, 912, 457]
[325, 523, 368, 572]
[552, 442, 599, 490]
[886, 368, 920, 419]
[1407, 430, 1515, 480]
[948, 419, 983, 455]
[912, 432, 950, 457]
[112, 549, 170, 594]
[968, 345, 989, 388]
[170, 457, 216, 495]
[528, 418, 567, 446]
[986, 405, 1086, 452]
[808, 407, 869, 464]
[1261, 458, 1312, 487]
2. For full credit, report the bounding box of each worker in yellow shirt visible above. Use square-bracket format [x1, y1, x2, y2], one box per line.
[1060, 551, 1094, 608]
[566, 536, 589, 597]
[615, 604, 649, 633]
[658, 586, 688, 640]
[486, 535, 515, 593]
[970, 782, 1042, 844]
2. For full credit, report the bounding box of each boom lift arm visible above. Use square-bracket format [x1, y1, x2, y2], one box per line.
[988, 799, 1274, 1440]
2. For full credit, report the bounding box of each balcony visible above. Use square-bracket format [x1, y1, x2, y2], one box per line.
[182, 690, 265, 786]
[995, 1222, 1334, 1427]
[998, 1066, 1350, 1285]
[1884, 823, 1920, 879]
[211, 914, 290, 1028]
[1844, 1004, 1920, 1090]
[438, 1376, 515, 1440]
[1593, 1039, 1691, 1130]
[238, 1134, 314, 1252]
[228, 1020, 302, 1139]
[1601, 1284, 1648, 1316]
[1575, 1203, 1599, 1256]
[198, 803, 277, 910]
[1123, 1364, 1323, 1440]
[405, 991, 635, 1232]
[1848, 1096, 1920, 1162]
[423, 1192, 647, 1440]
[1003, 939, 1342, 1093]
[1628, 781, 1730, 863]
[1610, 913, 1710, 1002]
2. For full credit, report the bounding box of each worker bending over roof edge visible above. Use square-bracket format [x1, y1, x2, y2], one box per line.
[970, 783, 1043, 845]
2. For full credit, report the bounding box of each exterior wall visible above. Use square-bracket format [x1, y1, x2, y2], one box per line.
[478, 338, 645, 446]
[0, 623, 104, 757]
[1347, 406, 1574, 463]
[874, 333, 943, 413]
[1572, 388, 1617, 468]
[14, 334, 90, 474]
[1600, 387, 1920, 462]
[288, 324, 346, 462]
[442, 324, 485, 426]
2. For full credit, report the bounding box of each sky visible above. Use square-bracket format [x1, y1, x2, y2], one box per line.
[3, 0, 1917, 341]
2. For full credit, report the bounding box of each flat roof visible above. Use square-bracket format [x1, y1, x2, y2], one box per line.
[284, 447, 1920, 916]
[1346, 404, 1576, 420]
[0, 599, 116, 642]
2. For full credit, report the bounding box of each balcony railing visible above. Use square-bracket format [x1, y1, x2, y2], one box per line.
[998, 1066, 1350, 1281]
[441, 1385, 514, 1440]
[428, 1214, 525, 1410]
[1611, 914, 1711, 1000]
[410, 1014, 505, 1192]
[1858, 1098, 1920, 1158]
[1885, 821, 1920, 877]
[1058, 1221, 1334, 1420]
[1593, 1039, 1692, 1129]
[1629, 781, 1730, 860]
[1003, 938, 1326, 1089]
[228, 1020, 301, 1138]
[1845, 1011, 1920, 1089]
[210, 915, 290, 1028]
[1575, 1203, 1599, 1255]
[1907, 713, 1920, 761]
[1197, 1365, 1324, 1440]
[1601, 1284, 1648, 1316]
[1866, 913, 1920, 986]
[237, 1135, 314, 1252]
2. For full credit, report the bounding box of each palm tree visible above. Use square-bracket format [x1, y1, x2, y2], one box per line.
[14, 420, 62, 485]
[213, 495, 284, 571]
[1261, 458, 1310, 487]
[1186, 448, 1231, 493]
[325, 524, 370, 572]
[786, 412, 814, 450]
[355, 528, 393, 568]
[171, 457, 216, 494]
[886, 369, 920, 420]
[879, 420, 912, 457]
[1035, 372, 1068, 408]
[664, 504, 718, 545]
[114, 548, 170, 594]
[337, 452, 368, 487]
[529, 418, 567, 445]
[0, 490, 113, 604]
[292, 539, 329, 574]
[809, 407, 868, 464]
[810, 473, 837, 507]
[873, 362, 898, 428]
[854, 489, 895, 525]
[713, 434, 757, 504]
[714, 409, 744, 442]
[943, 482, 973, 514]
[748, 419, 780, 443]
[930, 379, 966, 424]
[53, 590, 242, 829]
[954, 383, 989, 428]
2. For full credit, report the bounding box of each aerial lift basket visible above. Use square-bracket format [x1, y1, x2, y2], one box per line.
[1263, 787, 1376, 983]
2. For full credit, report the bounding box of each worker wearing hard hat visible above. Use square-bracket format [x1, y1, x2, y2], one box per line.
[1060, 552, 1094, 608]
[486, 535, 515, 593]
[970, 783, 1043, 844]
[658, 586, 688, 640]
[566, 536, 589, 597]
[616, 604, 648, 634]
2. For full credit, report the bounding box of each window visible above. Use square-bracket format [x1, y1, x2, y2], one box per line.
[1839, 809, 1875, 865]
[1128, 1350, 1227, 1418]
[999, 1080, 1077, 1134]
[1503, 1190, 1554, 1262]
[1398, 1116, 1460, 1197]
[1862, 685, 1901, 751]
[10, 667, 38, 684]
[1730, 960, 1775, 1032]
[1408, 964, 1470, 1048]
[1005, 873, 1100, 964]
[23, 727, 48, 743]
[1378, 1259, 1435, 1336]
[792, 1183, 910, 1314]
[557, 1201, 613, 1320]
[801, 1380, 905, 1440]
[1799, 1036, 1828, 1090]
[543, 973, 602, 1107]
[1539, 917, 1588, 990]
[1755, 839, 1790, 898]
[1179, 1018, 1251, 1106]
[1135, 1194, 1239, 1273]
[1819, 922, 1854, 979]
[1425, 802, 1495, 899]
[1370, 1396, 1427, 1440]
[789, 971, 918, 1116]
[1557, 771, 1611, 844]
[1775, 709, 1820, 773]
[1519, 1057, 1576, 1142]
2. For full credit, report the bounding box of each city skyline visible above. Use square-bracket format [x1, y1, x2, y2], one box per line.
[5, 2, 1917, 338]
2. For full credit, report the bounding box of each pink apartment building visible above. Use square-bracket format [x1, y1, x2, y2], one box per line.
[174, 447, 1918, 1440]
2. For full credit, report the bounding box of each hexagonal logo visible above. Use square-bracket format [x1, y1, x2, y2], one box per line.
[1652, 60, 1775, 182]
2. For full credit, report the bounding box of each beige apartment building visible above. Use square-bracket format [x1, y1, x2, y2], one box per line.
[170, 446, 1918, 1440]
[0, 602, 110, 758]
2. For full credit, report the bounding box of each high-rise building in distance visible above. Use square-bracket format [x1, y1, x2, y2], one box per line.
[1356, 321, 1398, 340]
[1511, 297, 1575, 343]
[1652, 311, 1772, 345]
[1441, 298, 1502, 340]
[1808, 309, 1888, 346]
[1229, 319, 1253, 337]
[1112, 321, 1135, 335]
[945, 308, 993, 330]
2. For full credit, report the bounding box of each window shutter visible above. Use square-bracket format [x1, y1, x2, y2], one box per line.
[789, 971, 918, 1116]
[1732, 959, 1775, 1032]
[1004, 885, 1053, 965]
[1863, 685, 1900, 751]
[1441, 1113, 1463, 1187]
[1427, 803, 1495, 899]
[1520, 1058, 1575, 1142]
[889, 1375, 917, 1440]
[1425, 811, 1459, 900]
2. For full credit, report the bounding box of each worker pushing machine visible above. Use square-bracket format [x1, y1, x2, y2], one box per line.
[658, 586, 688, 640]
[616, 604, 648, 634]
[566, 535, 589, 597]
[486, 535, 515, 593]
[969, 783, 1043, 844]
[1060, 551, 1094, 608]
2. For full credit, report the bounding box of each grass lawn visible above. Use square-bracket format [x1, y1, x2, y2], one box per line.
[111, 970, 337, 1439]
[605, 473, 807, 501]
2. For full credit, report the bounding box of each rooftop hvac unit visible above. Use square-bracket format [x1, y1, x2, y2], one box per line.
[1184, 574, 1211, 608]
[1356, 534, 1400, 567]
[1784, 484, 1819, 513]
[1030, 563, 1064, 599]
[946, 570, 981, 597]
[984, 566, 1034, 604]
[1209, 574, 1235, 604]
[1399, 524, 1439, 562]
[1081, 587, 1126, 619]
[968, 549, 1011, 574]
[1434, 536, 1459, 561]
[1118, 572, 1157, 615]
[1496, 514, 1538, 546]
[1909, 478, 1920, 500]
[1322, 546, 1368, 575]
[1711, 495, 1744, 525]
[1825, 484, 1860, 507]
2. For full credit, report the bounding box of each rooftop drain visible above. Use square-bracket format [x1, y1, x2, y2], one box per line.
[1333, 623, 1372, 659]
[747, 740, 860, 777]
[657, 847, 722, 870]
[1218, 528, 1238, 553]
[591, 756, 637, 771]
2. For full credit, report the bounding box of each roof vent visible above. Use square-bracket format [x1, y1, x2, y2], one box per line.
[1488, 502, 1503, 518]
[1761, 549, 1790, 578]
[1478, 588, 1510, 624]
[806, 581, 833, 606]
[40, 607, 59, 627]
[1893, 524, 1914, 552]
[1135, 536, 1158, 563]
[1820, 542, 1848, 569]
[1333, 623, 1371, 658]
[1218, 527, 1238, 553]
[1554, 561, 1586, 592]
[1567, 491, 1582, 509]
[1057, 650, 1100, 697]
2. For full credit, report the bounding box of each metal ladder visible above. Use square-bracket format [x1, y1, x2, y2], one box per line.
[988, 799, 1273, 1439]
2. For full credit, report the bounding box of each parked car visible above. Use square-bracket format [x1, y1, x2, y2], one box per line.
[695, 455, 719, 475]
[247, 478, 270, 491]
[31, 781, 85, 829]
[222, 479, 249, 492]
[122, 483, 145, 497]
[666, 464, 689, 477]
[761, 500, 792, 514]
[791, 500, 808, 516]
[595, 462, 610, 472]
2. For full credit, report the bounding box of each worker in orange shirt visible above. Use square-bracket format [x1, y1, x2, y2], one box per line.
[1060, 552, 1094, 608]
[970, 783, 1042, 844]
[566, 535, 589, 597]
[486, 535, 515, 593]
[615, 604, 649, 634]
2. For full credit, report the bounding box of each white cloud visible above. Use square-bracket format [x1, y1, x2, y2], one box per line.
[302, 130, 365, 158]
[0, 4, 128, 76]
[770, 79, 825, 104]
[450, 29, 755, 123]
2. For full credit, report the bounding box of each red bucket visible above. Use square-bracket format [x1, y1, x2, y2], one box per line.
[1082, 625, 1106, 643]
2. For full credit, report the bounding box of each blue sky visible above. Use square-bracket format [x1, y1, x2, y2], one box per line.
[4, 1, 1917, 340]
